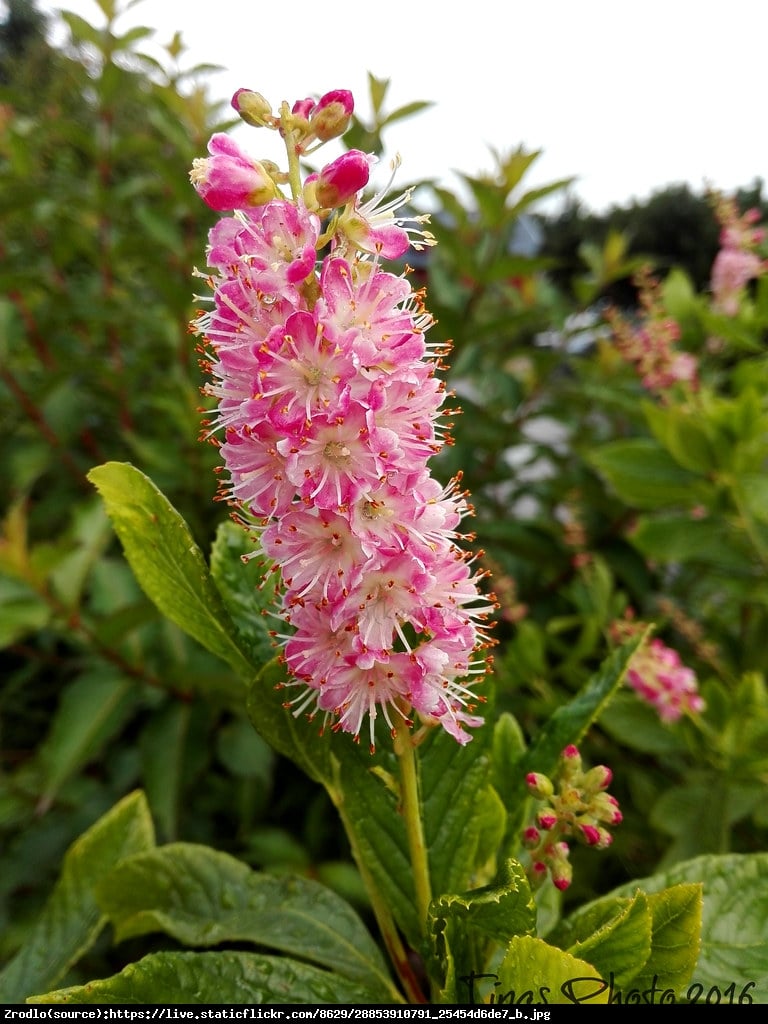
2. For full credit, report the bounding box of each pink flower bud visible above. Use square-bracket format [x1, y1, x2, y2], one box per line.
[292, 97, 316, 119]
[562, 744, 580, 761]
[537, 812, 558, 831]
[314, 150, 372, 209]
[190, 134, 278, 211]
[553, 875, 571, 891]
[579, 824, 602, 846]
[522, 826, 540, 847]
[311, 89, 354, 141]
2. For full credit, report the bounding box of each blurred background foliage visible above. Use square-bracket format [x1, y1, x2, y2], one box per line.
[2, 0, 767, 984]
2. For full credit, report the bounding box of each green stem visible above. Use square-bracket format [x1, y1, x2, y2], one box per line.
[393, 714, 432, 935]
[279, 101, 303, 202]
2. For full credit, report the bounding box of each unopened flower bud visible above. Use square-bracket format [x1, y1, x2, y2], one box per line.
[522, 826, 540, 848]
[314, 150, 372, 209]
[190, 134, 278, 211]
[579, 824, 602, 846]
[525, 772, 554, 799]
[292, 97, 316, 120]
[231, 89, 273, 127]
[582, 764, 613, 793]
[582, 824, 613, 849]
[310, 89, 354, 141]
[537, 811, 558, 831]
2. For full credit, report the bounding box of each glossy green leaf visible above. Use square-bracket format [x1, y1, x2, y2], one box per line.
[95, 842, 395, 997]
[609, 853, 768, 1002]
[28, 950, 388, 1005]
[481, 935, 608, 1005]
[87, 462, 254, 680]
[551, 891, 653, 989]
[631, 884, 702, 994]
[0, 791, 155, 1003]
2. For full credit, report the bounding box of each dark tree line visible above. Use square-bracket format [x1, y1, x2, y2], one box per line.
[536, 180, 767, 303]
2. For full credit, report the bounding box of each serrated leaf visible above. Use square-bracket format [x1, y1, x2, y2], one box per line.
[459, 935, 608, 1005]
[609, 853, 768, 1001]
[428, 860, 536, 1001]
[631, 884, 702, 993]
[95, 843, 395, 997]
[554, 892, 653, 990]
[208, 520, 279, 669]
[87, 462, 254, 680]
[29, 950, 387, 1004]
[0, 791, 155, 1003]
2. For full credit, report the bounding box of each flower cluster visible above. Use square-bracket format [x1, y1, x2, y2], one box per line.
[606, 265, 698, 394]
[611, 616, 704, 723]
[710, 194, 768, 316]
[190, 89, 495, 750]
[522, 745, 622, 891]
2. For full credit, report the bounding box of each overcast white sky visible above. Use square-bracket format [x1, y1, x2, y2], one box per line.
[32, 0, 767, 213]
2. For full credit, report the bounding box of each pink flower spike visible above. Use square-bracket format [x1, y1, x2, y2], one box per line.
[190, 134, 278, 211]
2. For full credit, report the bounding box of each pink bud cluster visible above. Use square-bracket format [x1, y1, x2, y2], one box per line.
[522, 745, 622, 891]
[710, 194, 768, 316]
[611, 617, 705, 723]
[607, 266, 698, 394]
[190, 89, 496, 751]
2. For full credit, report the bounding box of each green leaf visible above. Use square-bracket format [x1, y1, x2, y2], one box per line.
[463, 935, 609, 1005]
[556, 892, 653, 990]
[632, 514, 753, 571]
[208, 520, 279, 669]
[0, 576, 50, 646]
[87, 462, 254, 680]
[0, 791, 155, 1003]
[29, 950, 388, 1005]
[630, 884, 702, 994]
[610, 853, 768, 1002]
[36, 669, 139, 809]
[247, 659, 497, 950]
[589, 439, 703, 508]
[95, 843, 395, 997]
[139, 701, 192, 842]
[428, 860, 536, 1001]
[642, 401, 716, 474]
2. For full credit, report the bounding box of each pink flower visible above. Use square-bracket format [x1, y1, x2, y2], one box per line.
[190, 91, 494, 751]
[626, 637, 704, 722]
[711, 248, 764, 315]
[190, 134, 278, 211]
